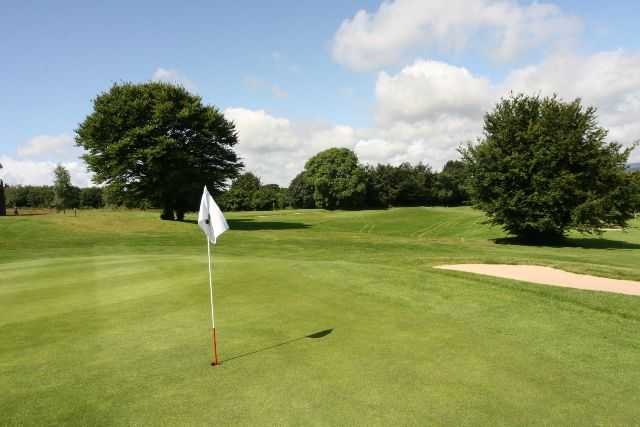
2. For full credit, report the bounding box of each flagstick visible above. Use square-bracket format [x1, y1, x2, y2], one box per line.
[207, 237, 220, 366]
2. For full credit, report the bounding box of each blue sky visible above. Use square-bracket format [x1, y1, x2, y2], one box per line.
[1, 0, 639, 186]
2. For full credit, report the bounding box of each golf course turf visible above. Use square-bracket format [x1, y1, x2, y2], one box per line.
[2, 207, 640, 425]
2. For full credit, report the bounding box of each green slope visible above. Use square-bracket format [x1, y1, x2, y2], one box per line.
[1, 208, 639, 425]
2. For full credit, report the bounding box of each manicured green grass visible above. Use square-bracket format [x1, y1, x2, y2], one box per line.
[1, 207, 640, 425]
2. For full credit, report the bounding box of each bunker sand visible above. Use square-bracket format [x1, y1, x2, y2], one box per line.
[435, 264, 640, 296]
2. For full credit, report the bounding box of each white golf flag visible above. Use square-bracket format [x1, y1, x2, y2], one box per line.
[198, 186, 229, 244]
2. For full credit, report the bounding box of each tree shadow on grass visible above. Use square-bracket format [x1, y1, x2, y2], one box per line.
[6, 209, 52, 216]
[228, 218, 311, 231]
[182, 218, 310, 230]
[493, 236, 640, 250]
[222, 328, 334, 364]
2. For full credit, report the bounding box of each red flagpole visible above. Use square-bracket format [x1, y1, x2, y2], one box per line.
[211, 328, 219, 366]
[207, 236, 219, 366]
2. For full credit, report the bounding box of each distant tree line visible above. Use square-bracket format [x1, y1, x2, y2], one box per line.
[0, 164, 104, 212]
[218, 172, 288, 212]
[219, 148, 470, 211]
[5, 185, 104, 209]
[220, 142, 639, 222]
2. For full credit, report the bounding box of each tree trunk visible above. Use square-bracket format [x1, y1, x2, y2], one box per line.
[160, 206, 175, 220]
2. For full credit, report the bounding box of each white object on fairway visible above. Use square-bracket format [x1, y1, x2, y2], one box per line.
[198, 186, 229, 244]
[197, 185, 228, 366]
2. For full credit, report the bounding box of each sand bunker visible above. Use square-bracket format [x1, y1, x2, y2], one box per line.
[435, 264, 640, 296]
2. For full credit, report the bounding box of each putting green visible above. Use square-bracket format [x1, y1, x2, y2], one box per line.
[1, 208, 640, 425]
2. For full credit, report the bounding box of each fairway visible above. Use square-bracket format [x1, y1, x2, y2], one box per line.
[2, 207, 640, 425]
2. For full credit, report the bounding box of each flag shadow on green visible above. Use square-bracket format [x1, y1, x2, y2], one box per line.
[222, 329, 333, 364]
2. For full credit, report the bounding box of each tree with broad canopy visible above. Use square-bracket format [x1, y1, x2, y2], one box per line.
[76, 82, 242, 220]
[462, 93, 639, 240]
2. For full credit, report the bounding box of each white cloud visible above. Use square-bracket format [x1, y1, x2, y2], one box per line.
[224, 108, 358, 185]
[3, 133, 92, 186]
[307, 125, 357, 153]
[224, 104, 471, 185]
[224, 108, 299, 153]
[371, 52, 640, 164]
[224, 50, 640, 185]
[229, 60, 502, 185]
[152, 68, 196, 91]
[0, 156, 92, 187]
[332, 0, 581, 71]
[17, 134, 77, 158]
[224, 108, 305, 185]
[503, 50, 640, 150]
[375, 60, 493, 125]
[353, 139, 409, 165]
[366, 59, 494, 169]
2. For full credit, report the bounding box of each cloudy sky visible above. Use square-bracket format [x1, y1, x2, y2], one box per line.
[1, 0, 639, 187]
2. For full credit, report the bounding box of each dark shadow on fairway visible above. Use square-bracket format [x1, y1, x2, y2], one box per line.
[493, 236, 640, 250]
[182, 218, 310, 230]
[222, 329, 333, 364]
[6, 210, 51, 216]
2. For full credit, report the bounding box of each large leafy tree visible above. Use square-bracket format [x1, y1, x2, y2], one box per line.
[463, 94, 639, 240]
[76, 82, 242, 220]
[304, 148, 367, 210]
